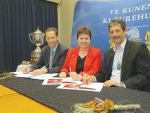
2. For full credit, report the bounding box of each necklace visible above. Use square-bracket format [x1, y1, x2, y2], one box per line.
[116, 52, 122, 70]
[117, 62, 121, 70]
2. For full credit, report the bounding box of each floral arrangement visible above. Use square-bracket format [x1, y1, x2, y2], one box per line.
[72, 97, 143, 113]
[0, 72, 14, 80]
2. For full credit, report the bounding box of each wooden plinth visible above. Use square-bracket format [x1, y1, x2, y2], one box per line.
[30, 51, 41, 64]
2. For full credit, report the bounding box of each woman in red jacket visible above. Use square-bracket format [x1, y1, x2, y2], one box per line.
[59, 26, 102, 80]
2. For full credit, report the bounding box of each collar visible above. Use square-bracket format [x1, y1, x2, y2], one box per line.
[50, 43, 58, 52]
[113, 39, 127, 52]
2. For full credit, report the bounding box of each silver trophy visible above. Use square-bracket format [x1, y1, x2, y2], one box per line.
[29, 27, 46, 64]
[29, 27, 46, 52]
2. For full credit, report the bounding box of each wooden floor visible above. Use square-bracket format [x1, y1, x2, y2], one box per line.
[0, 84, 59, 113]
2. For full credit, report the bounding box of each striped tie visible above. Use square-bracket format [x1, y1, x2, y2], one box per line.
[49, 50, 54, 68]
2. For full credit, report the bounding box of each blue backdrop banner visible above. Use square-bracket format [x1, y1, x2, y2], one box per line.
[71, 0, 150, 61]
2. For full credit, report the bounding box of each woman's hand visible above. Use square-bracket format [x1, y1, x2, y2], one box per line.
[69, 72, 82, 80]
[59, 72, 67, 78]
[82, 74, 95, 84]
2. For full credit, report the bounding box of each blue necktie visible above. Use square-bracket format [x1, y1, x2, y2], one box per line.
[49, 50, 54, 68]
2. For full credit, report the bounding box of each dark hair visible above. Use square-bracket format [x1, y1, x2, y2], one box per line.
[45, 27, 58, 36]
[77, 26, 92, 40]
[108, 18, 126, 32]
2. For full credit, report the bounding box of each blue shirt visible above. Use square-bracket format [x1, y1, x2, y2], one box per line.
[50, 43, 58, 57]
[110, 39, 127, 83]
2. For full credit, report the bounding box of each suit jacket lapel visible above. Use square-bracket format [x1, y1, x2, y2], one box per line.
[121, 40, 131, 76]
[107, 49, 115, 79]
[84, 47, 93, 72]
[70, 48, 80, 72]
[45, 46, 50, 67]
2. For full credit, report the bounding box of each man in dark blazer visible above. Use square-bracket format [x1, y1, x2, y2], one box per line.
[23, 28, 68, 75]
[83, 19, 150, 92]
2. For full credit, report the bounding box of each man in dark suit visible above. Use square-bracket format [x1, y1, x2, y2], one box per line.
[83, 18, 150, 92]
[23, 28, 68, 75]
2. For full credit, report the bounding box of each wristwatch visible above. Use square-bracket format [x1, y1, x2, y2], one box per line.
[120, 83, 125, 88]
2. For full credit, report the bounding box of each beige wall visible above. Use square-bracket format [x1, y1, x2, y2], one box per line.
[58, 0, 117, 48]
[58, 0, 78, 48]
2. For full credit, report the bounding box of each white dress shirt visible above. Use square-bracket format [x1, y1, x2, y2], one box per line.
[110, 39, 127, 83]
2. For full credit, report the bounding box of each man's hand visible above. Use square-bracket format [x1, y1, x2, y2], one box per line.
[69, 72, 82, 80]
[82, 75, 95, 84]
[22, 68, 31, 74]
[30, 68, 48, 76]
[103, 80, 121, 87]
[59, 72, 67, 78]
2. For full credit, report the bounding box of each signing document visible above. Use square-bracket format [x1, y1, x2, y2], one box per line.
[57, 82, 103, 92]
[42, 77, 83, 85]
[43, 76, 103, 92]
[12, 71, 58, 80]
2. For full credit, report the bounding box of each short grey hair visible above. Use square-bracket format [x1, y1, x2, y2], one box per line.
[108, 18, 126, 32]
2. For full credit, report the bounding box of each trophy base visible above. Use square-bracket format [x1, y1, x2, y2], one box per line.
[30, 51, 41, 64]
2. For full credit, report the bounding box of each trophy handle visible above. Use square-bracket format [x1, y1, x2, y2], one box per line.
[42, 33, 46, 45]
[29, 33, 34, 44]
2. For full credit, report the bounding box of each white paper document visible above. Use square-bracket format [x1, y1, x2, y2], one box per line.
[12, 71, 32, 78]
[42, 77, 83, 85]
[57, 82, 104, 92]
[12, 71, 58, 80]
[30, 73, 58, 80]
[42, 77, 64, 85]
[62, 77, 83, 84]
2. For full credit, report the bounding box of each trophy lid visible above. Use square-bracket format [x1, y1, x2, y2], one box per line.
[34, 27, 44, 34]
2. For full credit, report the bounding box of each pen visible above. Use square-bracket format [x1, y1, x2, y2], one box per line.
[26, 61, 30, 73]
[70, 67, 71, 72]
[83, 71, 88, 84]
